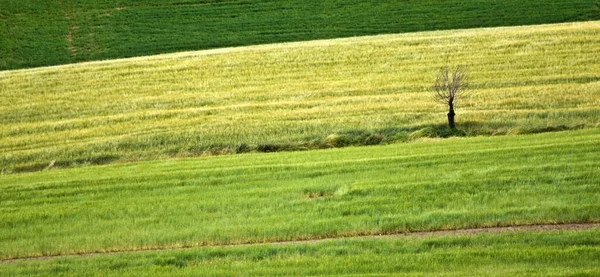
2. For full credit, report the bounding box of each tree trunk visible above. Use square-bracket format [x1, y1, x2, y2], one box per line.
[447, 102, 456, 129]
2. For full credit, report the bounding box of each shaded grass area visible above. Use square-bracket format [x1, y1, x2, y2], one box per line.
[12, 123, 580, 173]
[1, 0, 599, 70]
[0, 129, 598, 259]
[250, 122, 587, 154]
[2, 230, 599, 276]
[6, 123, 590, 174]
[2, 22, 600, 173]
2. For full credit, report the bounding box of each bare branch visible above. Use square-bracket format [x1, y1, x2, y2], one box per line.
[431, 65, 469, 129]
[432, 65, 468, 104]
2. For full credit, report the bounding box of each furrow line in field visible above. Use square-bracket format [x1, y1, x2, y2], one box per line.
[2, 223, 598, 264]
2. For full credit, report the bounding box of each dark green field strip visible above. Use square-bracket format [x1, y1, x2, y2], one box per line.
[1, 229, 599, 276]
[1, 0, 599, 70]
[0, 129, 598, 259]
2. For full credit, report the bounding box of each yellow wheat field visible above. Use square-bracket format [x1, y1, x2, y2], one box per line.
[1, 21, 599, 172]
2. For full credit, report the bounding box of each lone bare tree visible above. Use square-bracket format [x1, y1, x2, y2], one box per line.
[432, 65, 468, 129]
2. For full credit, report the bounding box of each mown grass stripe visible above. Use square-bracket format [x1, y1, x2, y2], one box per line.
[1, 229, 599, 276]
[1, 223, 598, 264]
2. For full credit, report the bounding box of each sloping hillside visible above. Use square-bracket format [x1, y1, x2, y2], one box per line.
[1, 0, 599, 70]
[1, 21, 599, 173]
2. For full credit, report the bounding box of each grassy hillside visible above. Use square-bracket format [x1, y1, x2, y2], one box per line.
[2, 21, 599, 173]
[1, 129, 598, 259]
[1, 0, 599, 70]
[2, 230, 600, 276]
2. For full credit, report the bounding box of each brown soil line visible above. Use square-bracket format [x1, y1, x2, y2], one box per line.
[2, 222, 599, 264]
[269, 223, 600, 246]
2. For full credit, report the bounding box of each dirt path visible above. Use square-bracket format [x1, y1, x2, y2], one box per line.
[2, 223, 599, 264]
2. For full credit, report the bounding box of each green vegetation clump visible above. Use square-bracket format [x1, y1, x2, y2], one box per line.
[323, 130, 384, 148]
[1, 22, 599, 173]
[1, 0, 599, 70]
[1, 129, 598, 259]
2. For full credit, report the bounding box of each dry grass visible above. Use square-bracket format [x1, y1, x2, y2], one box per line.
[1, 21, 599, 173]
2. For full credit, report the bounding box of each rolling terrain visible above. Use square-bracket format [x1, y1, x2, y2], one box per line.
[2, 21, 599, 173]
[1, 0, 599, 70]
[2, 2, 599, 275]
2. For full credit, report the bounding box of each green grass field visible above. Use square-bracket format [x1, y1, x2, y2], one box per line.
[2, 3, 600, 274]
[2, 230, 599, 276]
[1, 0, 599, 70]
[1, 129, 598, 260]
[1, 21, 599, 173]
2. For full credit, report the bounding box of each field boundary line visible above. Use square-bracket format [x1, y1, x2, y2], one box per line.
[2, 222, 599, 263]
